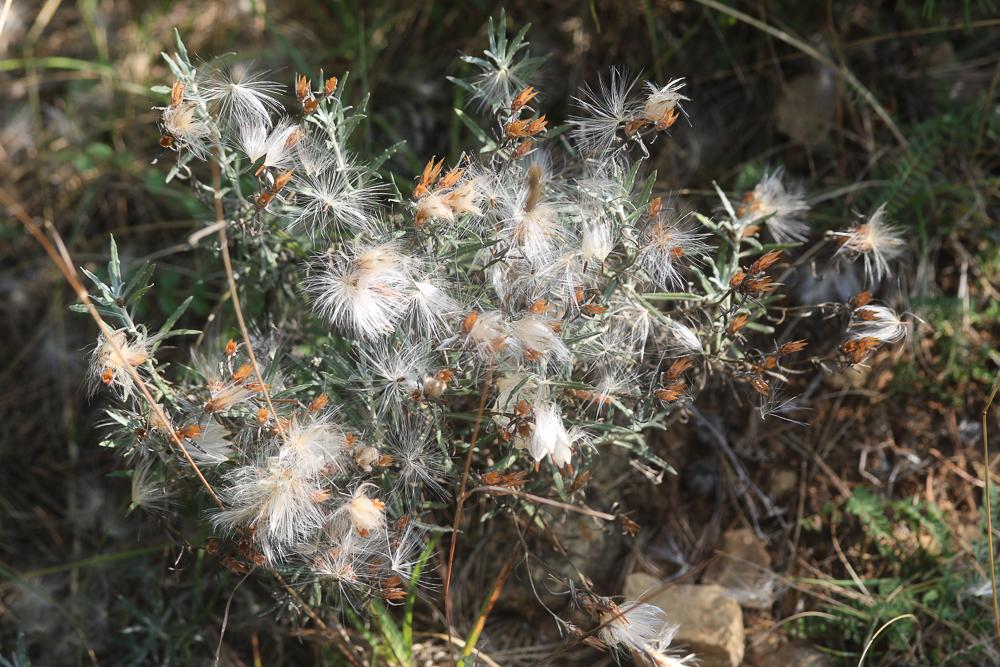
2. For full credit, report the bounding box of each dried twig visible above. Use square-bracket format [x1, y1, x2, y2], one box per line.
[982, 370, 1000, 652]
[3, 188, 224, 509]
[444, 368, 493, 659]
[210, 156, 287, 441]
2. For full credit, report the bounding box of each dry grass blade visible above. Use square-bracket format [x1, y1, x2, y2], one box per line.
[983, 370, 1000, 652]
[857, 614, 917, 666]
[444, 368, 493, 660]
[693, 0, 910, 152]
[463, 545, 520, 659]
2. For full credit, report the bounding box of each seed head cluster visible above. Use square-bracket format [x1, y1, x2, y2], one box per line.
[83, 18, 912, 653]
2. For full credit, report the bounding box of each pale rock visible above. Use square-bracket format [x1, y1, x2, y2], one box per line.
[702, 528, 776, 609]
[769, 469, 797, 497]
[624, 573, 744, 667]
[762, 641, 832, 667]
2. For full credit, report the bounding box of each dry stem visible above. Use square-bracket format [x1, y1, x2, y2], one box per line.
[4, 188, 224, 509]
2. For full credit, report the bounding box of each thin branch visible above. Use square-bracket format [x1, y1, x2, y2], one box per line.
[210, 157, 287, 441]
[4, 188, 224, 509]
[463, 486, 617, 522]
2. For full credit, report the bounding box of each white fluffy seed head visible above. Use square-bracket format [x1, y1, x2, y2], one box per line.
[278, 415, 349, 477]
[739, 168, 810, 243]
[569, 68, 640, 155]
[637, 211, 711, 289]
[130, 458, 174, 515]
[187, 421, 233, 465]
[88, 329, 152, 400]
[289, 168, 385, 236]
[308, 243, 411, 339]
[511, 316, 569, 363]
[582, 222, 614, 265]
[832, 204, 905, 284]
[198, 65, 283, 128]
[850, 304, 908, 343]
[346, 484, 385, 536]
[529, 402, 574, 467]
[639, 78, 689, 126]
[162, 102, 212, 159]
[214, 459, 327, 562]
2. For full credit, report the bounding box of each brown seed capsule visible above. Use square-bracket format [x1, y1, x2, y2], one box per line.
[664, 357, 692, 381]
[840, 336, 881, 364]
[481, 471, 503, 486]
[653, 106, 680, 130]
[505, 115, 547, 139]
[422, 376, 447, 399]
[737, 192, 759, 218]
[850, 291, 873, 309]
[462, 310, 479, 333]
[778, 339, 808, 356]
[745, 276, 778, 293]
[655, 382, 686, 402]
[855, 308, 879, 321]
[308, 393, 330, 413]
[511, 139, 534, 159]
[616, 514, 641, 536]
[624, 117, 650, 136]
[727, 313, 750, 335]
[272, 170, 295, 193]
[170, 80, 184, 107]
[438, 167, 464, 190]
[295, 74, 310, 101]
[233, 364, 254, 383]
[414, 156, 444, 199]
[511, 85, 539, 113]
[255, 191, 274, 209]
[749, 249, 783, 274]
[310, 489, 332, 503]
[648, 196, 663, 219]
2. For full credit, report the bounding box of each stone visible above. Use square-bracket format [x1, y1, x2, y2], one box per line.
[624, 573, 744, 667]
[762, 641, 832, 667]
[775, 72, 836, 147]
[770, 469, 797, 498]
[702, 528, 776, 609]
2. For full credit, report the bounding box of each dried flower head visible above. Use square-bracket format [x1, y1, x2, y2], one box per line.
[832, 204, 905, 283]
[738, 169, 810, 243]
